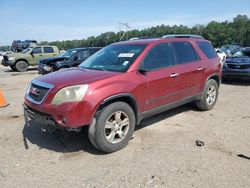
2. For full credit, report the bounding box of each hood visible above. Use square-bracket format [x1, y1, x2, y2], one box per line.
[40, 57, 68, 65]
[7, 52, 30, 59]
[36, 68, 120, 89]
[226, 57, 250, 64]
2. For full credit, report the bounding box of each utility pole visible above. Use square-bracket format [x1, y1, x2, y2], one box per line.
[119, 22, 131, 41]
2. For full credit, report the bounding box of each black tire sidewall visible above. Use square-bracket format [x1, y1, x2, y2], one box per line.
[10, 65, 16, 71]
[93, 102, 135, 153]
[201, 79, 219, 110]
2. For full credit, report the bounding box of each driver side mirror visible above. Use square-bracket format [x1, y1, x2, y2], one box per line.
[30, 51, 33, 55]
[73, 56, 79, 61]
[138, 66, 148, 75]
[138, 62, 148, 75]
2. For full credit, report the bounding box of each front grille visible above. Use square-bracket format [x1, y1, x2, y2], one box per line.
[28, 83, 50, 103]
[227, 64, 250, 69]
[3, 55, 8, 61]
[24, 104, 56, 129]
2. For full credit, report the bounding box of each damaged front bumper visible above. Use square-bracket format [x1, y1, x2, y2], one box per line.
[23, 104, 82, 133]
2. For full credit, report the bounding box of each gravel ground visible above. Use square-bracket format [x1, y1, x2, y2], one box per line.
[0, 65, 250, 188]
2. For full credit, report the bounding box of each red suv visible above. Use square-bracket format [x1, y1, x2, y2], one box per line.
[24, 35, 221, 153]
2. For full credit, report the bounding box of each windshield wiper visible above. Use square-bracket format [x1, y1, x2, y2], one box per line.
[80, 66, 108, 71]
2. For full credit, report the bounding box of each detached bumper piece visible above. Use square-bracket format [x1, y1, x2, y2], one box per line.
[23, 104, 57, 133]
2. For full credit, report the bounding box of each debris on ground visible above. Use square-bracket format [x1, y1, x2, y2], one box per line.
[237, 154, 250, 160]
[195, 140, 205, 147]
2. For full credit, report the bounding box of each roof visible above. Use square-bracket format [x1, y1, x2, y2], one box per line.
[114, 35, 207, 46]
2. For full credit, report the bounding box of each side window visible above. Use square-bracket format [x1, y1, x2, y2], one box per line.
[43, 47, 54, 53]
[197, 42, 218, 59]
[172, 42, 200, 64]
[32, 47, 42, 54]
[90, 48, 100, 55]
[78, 50, 90, 59]
[142, 43, 174, 71]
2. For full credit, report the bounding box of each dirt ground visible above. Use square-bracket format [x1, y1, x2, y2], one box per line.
[0, 65, 249, 188]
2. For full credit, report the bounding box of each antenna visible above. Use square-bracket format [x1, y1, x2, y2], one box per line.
[119, 22, 131, 41]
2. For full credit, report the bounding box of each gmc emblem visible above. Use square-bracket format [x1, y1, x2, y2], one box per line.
[30, 87, 40, 96]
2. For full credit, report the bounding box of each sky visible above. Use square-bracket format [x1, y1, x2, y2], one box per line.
[0, 0, 249, 45]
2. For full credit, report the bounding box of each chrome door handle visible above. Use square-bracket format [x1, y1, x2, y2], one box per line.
[170, 73, 179, 78]
[197, 67, 205, 71]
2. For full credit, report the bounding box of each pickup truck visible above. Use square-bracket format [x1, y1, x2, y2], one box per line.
[1, 46, 60, 72]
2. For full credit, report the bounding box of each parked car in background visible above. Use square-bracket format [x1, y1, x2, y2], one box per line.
[223, 47, 250, 79]
[24, 35, 221, 153]
[12, 40, 38, 52]
[24, 40, 38, 48]
[12, 40, 26, 52]
[221, 44, 241, 57]
[0, 55, 3, 64]
[1, 46, 60, 72]
[215, 48, 226, 65]
[38, 47, 101, 75]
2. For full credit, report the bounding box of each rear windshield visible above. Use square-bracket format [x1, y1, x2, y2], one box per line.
[197, 42, 218, 59]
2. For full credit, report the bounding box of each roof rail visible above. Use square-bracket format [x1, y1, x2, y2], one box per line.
[129, 37, 156, 41]
[162, 34, 204, 39]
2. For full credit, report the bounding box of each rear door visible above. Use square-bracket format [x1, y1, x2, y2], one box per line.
[43, 47, 57, 58]
[171, 41, 204, 100]
[140, 43, 180, 111]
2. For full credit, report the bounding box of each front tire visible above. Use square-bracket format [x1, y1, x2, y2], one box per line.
[15, 61, 29, 72]
[10, 65, 17, 71]
[88, 102, 135, 153]
[196, 79, 219, 111]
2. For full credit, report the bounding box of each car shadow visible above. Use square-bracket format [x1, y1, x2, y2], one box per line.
[22, 123, 104, 155]
[22, 103, 197, 155]
[136, 103, 196, 131]
[222, 78, 250, 86]
[4, 67, 37, 73]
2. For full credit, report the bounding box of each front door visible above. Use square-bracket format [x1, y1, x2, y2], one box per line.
[139, 43, 180, 112]
[30, 47, 44, 65]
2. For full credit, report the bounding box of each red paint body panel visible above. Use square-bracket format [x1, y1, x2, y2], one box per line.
[24, 37, 221, 128]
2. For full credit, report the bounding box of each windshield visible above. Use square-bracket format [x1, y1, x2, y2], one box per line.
[79, 44, 147, 72]
[59, 50, 77, 58]
[232, 49, 250, 58]
[22, 48, 32, 53]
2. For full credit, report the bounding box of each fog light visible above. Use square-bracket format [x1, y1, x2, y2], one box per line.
[57, 115, 67, 125]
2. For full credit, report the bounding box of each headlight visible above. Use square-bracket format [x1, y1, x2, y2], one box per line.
[26, 83, 31, 95]
[51, 85, 88, 105]
[9, 57, 15, 61]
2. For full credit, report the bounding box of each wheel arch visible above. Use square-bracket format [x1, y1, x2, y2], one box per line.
[206, 73, 221, 87]
[97, 93, 139, 124]
[15, 59, 29, 65]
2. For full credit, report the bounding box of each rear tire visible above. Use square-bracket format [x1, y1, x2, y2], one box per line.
[88, 102, 135, 153]
[15, 61, 29, 72]
[196, 79, 219, 111]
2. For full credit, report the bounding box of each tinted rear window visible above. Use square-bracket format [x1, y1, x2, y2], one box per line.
[43, 47, 54, 53]
[172, 42, 200, 64]
[197, 42, 218, 59]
